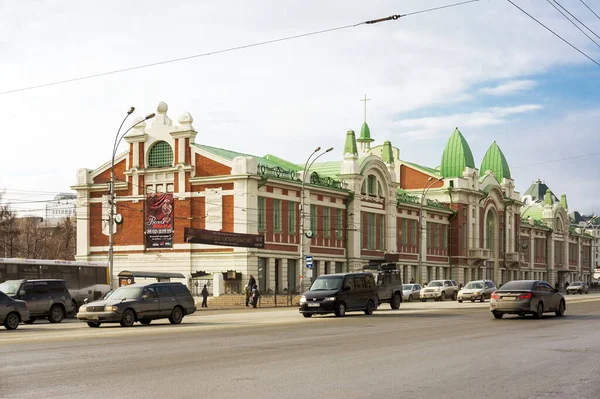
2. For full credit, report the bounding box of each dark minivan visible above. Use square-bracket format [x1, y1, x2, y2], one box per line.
[299, 272, 378, 317]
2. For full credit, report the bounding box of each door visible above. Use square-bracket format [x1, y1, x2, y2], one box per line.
[0, 292, 9, 322]
[138, 287, 160, 319]
[341, 276, 356, 309]
[542, 282, 560, 310]
[353, 276, 367, 310]
[413, 285, 421, 299]
[156, 285, 176, 317]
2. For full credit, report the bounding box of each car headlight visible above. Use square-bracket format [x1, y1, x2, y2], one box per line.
[474, 291, 481, 295]
[104, 305, 119, 312]
[434, 287, 440, 291]
[324, 297, 336, 302]
[299, 296, 307, 304]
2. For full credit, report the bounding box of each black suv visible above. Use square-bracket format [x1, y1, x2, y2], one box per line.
[299, 272, 379, 317]
[363, 263, 403, 309]
[0, 279, 74, 323]
[76, 282, 196, 327]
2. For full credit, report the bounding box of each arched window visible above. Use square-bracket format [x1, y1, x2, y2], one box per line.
[554, 217, 562, 232]
[486, 210, 496, 252]
[148, 141, 173, 168]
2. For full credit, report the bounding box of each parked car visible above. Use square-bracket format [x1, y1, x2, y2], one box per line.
[420, 280, 458, 301]
[364, 264, 403, 309]
[0, 279, 74, 323]
[458, 280, 496, 303]
[0, 291, 30, 330]
[566, 281, 589, 295]
[299, 272, 378, 317]
[402, 284, 421, 302]
[76, 282, 196, 327]
[490, 280, 565, 319]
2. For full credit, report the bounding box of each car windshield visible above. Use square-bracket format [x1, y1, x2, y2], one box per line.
[465, 282, 483, 289]
[0, 280, 21, 295]
[310, 276, 344, 291]
[571, 282, 582, 286]
[402, 284, 413, 290]
[105, 286, 143, 300]
[427, 281, 443, 287]
[499, 281, 534, 290]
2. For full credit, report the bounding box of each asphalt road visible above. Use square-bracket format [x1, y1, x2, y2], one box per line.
[1, 296, 600, 399]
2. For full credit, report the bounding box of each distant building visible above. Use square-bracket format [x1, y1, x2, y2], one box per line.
[45, 193, 76, 220]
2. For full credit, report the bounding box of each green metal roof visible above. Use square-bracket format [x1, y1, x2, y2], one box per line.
[382, 140, 394, 164]
[307, 161, 342, 178]
[401, 160, 440, 176]
[193, 144, 296, 170]
[480, 141, 511, 180]
[344, 130, 358, 155]
[440, 127, 475, 178]
[521, 205, 544, 221]
[523, 180, 558, 203]
[357, 121, 374, 142]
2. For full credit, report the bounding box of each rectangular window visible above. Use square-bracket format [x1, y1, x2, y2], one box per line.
[323, 207, 330, 238]
[335, 209, 343, 239]
[367, 213, 376, 249]
[410, 220, 417, 247]
[273, 199, 282, 232]
[401, 218, 407, 246]
[367, 175, 376, 195]
[287, 201, 296, 234]
[442, 225, 447, 249]
[310, 205, 317, 236]
[379, 215, 385, 250]
[258, 197, 266, 231]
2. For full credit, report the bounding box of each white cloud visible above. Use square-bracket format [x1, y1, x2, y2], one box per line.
[480, 80, 537, 96]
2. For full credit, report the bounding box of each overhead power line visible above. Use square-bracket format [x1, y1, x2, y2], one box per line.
[512, 151, 600, 169]
[506, 0, 600, 67]
[0, 0, 479, 96]
[580, 0, 600, 21]
[549, 0, 600, 44]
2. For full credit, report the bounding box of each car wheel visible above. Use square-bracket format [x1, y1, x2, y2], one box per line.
[452, 292, 458, 301]
[87, 322, 101, 328]
[4, 312, 20, 330]
[480, 294, 486, 303]
[407, 294, 412, 303]
[470, 299, 475, 303]
[169, 306, 184, 325]
[533, 302, 544, 319]
[391, 293, 401, 309]
[493, 312, 503, 319]
[440, 292, 446, 301]
[48, 304, 65, 323]
[24, 318, 36, 324]
[302, 313, 312, 318]
[580, 290, 583, 295]
[139, 319, 152, 325]
[555, 300, 565, 317]
[120, 308, 136, 327]
[364, 300, 375, 315]
[458, 299, 463, 303]
[334, 302, 346, 317]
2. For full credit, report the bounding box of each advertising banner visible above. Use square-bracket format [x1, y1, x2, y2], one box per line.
[145, 193, 174, 248]
[184, 227, 265, 248]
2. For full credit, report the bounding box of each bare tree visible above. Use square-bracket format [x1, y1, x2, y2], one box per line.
[0, 195, 19, 257]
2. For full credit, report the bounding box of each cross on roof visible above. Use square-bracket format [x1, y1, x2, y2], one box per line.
[360, 94, 371, 122]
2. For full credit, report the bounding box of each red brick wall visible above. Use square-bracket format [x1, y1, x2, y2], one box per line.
[400, 165, 444, 190]
[195, 154, 231, 176]
[90, 203, 106, 247]
[223, 195, 234, 232]
[115, 201, 144, 245]
[95, 159, 126, 184]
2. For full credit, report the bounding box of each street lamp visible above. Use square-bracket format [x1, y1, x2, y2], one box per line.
[108, 108, 155, 287]
[299, 146, 333, 292]
[417, 176, 443, 284]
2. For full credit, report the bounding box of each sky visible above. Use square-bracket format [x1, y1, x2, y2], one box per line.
[1, 0, 599, 217]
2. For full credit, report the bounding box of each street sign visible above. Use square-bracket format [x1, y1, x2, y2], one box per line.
[305, 255, 314, 269]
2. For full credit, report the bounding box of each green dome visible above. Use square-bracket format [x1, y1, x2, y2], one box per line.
[440, 127, 475, 178]
[480, 141, 511, 181]
[358, 121, 374, 142]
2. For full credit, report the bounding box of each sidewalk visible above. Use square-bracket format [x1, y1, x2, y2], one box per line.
[193, 294, 301, 311]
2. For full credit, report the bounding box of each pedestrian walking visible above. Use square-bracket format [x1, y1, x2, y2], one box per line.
[409, 278, 415, 284]
[248, 274, 256, 289]
[565, 281, 570, 291]
[244, 284, 251, 307]
[201, 284, 209, 308]
[251, 284, 260, 308]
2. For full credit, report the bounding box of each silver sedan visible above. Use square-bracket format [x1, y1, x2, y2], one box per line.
[0, 291, 30, 330]
[402, 284, 421, 302]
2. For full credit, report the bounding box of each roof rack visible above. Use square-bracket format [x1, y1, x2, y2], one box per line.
[361, 263, 401, 273]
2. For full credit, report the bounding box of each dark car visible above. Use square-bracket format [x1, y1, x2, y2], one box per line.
[0, 291, 30, 330]
[0, 279, 74, 323]
[364, 263, 403, 309]
[490, 280, 565, 319]
[299, 272, 378, 317]
[76, 282, 196, 327]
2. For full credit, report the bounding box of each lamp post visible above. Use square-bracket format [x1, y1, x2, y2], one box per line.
[299, 146, 333, 292]
[108, 108, 155, 288]
[417, 176, 443, 284]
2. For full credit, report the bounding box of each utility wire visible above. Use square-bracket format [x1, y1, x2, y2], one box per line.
[550, 0, 600, 43]
[512, 151, 600, 169]
[547, 0, 600, 49]
[580, 0, 600, 21]
[506, 0, 600, 67]
[0, 0, 479, 96]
